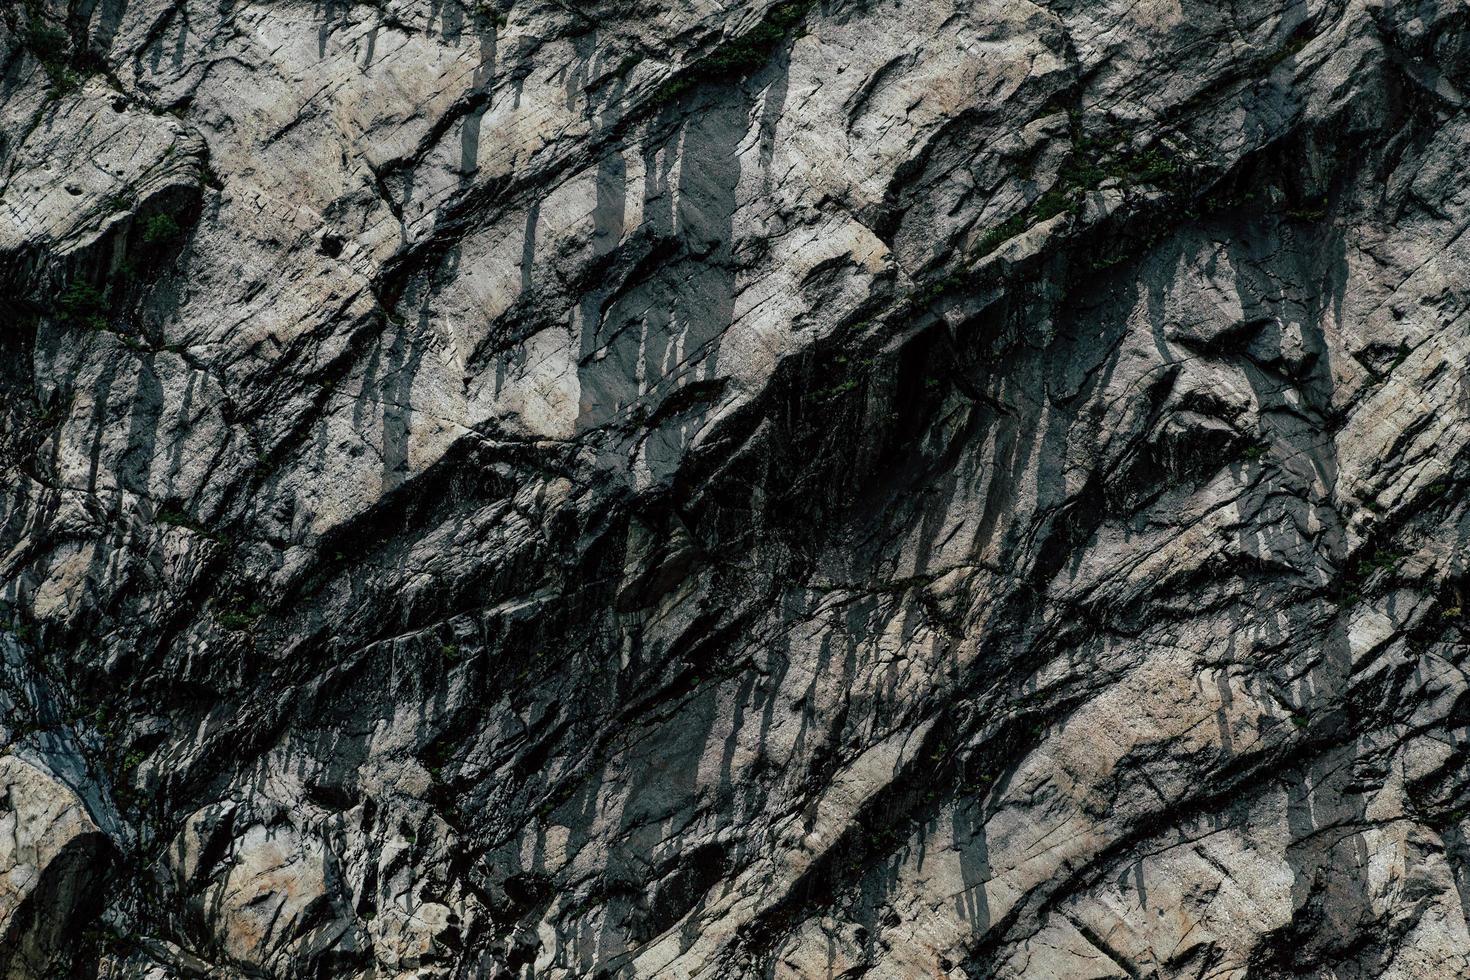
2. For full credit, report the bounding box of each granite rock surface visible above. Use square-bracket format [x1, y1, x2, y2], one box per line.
[3, 0, 1470, 976]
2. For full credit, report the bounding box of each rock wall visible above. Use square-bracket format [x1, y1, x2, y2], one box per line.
[2, 0, 1470, 976]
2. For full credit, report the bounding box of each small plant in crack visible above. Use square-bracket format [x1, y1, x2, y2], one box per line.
[1263, 31, 1314, 71]
[1357, 548, 1406, 577]
[1285, 195, 1328, 222]
[153, 506, 225, 540]
[976, 117, 1191, 259]
[154, 507, 191, 527]
[141, 212, 183, 245]
[1334, 548, 1407, 609]
[217, 593, 265, 631]
[24, 23, 81, 93]
[58, 280, 110, 330]
[2, 623, 32, 643]
[648, 1, 814, 107]
[977, 213, 1029, 257]
[816, 376, 859, 403]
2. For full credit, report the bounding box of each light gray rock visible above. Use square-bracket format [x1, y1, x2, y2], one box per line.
[0, 756, 109, 979]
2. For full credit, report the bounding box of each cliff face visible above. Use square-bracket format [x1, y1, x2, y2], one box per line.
[2, 0, 1470, 976]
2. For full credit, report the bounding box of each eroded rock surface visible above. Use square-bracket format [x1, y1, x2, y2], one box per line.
[3, 0, 1470, 976]
[0, 754, 108, 978]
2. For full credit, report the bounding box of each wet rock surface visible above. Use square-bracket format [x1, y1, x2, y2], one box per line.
[3, 0, 1470, 976]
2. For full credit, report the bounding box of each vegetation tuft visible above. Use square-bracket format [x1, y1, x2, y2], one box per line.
[58, 280, 109, 330]
[24, 22, 81, 93]
[649, 1, 813, 107]
[217, 593, 265, 631]
[142, 212, 183, 245]
[976, 115, 1189, 258]
[1285, 195, 1328, 222]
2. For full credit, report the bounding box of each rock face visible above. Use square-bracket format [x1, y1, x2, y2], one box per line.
[0, 754, 109, 978]
[2, 0, 1470, 976]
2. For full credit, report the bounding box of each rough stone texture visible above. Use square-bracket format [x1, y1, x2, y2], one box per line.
[2, 0, 1470, 976]
[0, 752, 109, 978]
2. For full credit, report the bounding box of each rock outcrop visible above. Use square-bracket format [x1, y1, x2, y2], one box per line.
[3, 0, 1470, 976]
[0, 754, 109, 979]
